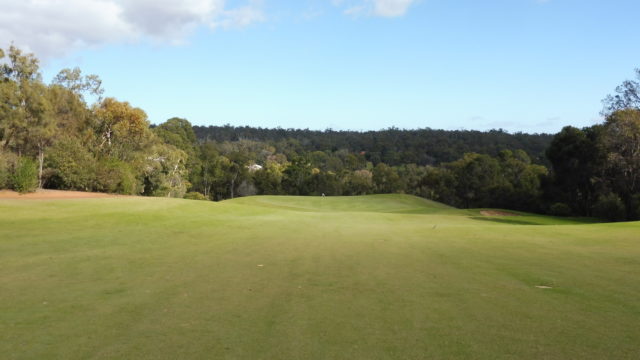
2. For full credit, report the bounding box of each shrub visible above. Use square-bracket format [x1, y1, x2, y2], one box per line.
[184, 191, 208, 201]
[45, 138, 96, 191]
[0, 151, 17, 189]
[592, 193, 626, 222]
[237, 180, 257, 197]
[11, 157, 39, 193]
[549, 202, 572, 217]
[95, 159, 141, 195]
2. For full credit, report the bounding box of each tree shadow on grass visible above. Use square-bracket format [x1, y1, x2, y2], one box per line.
[469, 215, 600, 226]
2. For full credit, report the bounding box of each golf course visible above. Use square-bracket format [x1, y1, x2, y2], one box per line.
[1, 194, 639, 359]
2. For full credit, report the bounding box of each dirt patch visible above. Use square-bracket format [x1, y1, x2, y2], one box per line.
[480, 210, 520, 217]
[0, 189, 125, 200]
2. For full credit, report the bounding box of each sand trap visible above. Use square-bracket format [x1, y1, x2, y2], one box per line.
[0, 189, 124, 200]
[535, 285, 553, 289]
[480, 210, 520, 217]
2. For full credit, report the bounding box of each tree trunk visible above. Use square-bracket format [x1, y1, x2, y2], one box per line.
[230, 177, 235, 199]
[38, 146, 44, 189]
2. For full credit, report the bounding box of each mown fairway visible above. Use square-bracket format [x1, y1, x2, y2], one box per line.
[1, 194, 639, 359]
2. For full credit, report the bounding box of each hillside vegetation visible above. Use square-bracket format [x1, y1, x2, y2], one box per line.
[1, 195, 638, 359]
[2, 46, 640, 221]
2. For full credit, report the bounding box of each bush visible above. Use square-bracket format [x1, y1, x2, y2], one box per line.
[0, 151, 17, 189]
[184, 191, 208, 201]
[45, 138, 96, 191]
[11, 157, 39, 193]
[592, 193, 626, 222]
[549, 202, 572, 217]
[95, 159, 140, 195]
[237, 180, 257, 197]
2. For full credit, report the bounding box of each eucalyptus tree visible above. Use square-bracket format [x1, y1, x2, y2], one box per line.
[0, 46, 56, 187]
[602, 69, 640, 116]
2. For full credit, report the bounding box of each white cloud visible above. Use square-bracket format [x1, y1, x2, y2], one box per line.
[212, 1, 266, 29]
[336, 0, 417, 17]
[0, 0, 264, 59]
[372, 0, 415, 17]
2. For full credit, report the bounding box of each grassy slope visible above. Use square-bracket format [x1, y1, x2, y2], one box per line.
[0, 195, 639, 359]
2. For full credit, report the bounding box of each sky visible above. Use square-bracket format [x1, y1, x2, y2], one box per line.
[1, 0, 639, 133]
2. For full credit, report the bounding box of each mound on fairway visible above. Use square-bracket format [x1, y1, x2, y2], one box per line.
[232, 193, 458, 214]
[1, 194, 638, 359]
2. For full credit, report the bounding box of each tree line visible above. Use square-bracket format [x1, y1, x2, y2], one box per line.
[193, 125, 553, 166]
[1, 46, 639, 221]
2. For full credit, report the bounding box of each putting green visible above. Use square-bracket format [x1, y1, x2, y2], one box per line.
[1, 195, 638, 359]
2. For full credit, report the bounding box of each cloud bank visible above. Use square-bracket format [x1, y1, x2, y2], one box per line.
[0, 0, 264, 59]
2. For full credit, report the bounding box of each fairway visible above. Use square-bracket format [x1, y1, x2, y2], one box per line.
[1, 195, 639, 359]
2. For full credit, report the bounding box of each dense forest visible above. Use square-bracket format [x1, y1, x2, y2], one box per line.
[192, 126, 554, 166]
[1, 46, 639, 221]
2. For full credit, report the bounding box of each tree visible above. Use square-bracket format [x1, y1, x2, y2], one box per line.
[52, 67, 103, 103]
[47, 84, 92, 137]
[496, 150, 548, 211]
[372, 163, 401, 193]
[45, 136, 96, 191]
[446, 153, 503, 208]
[142, 144, 188, 198]
[93, 97, 152, 160]
[154, 117, 201, 189]
[344, 169, 374, 195]
[545, 126, 604, 215]
[602, 69, 640, 116]
[253, 160, 285, 195]
[282, 156, 313, 195]
[420, 166, 457, 205]
[601, 109, 640, 218]
[0, 46, 56, 188]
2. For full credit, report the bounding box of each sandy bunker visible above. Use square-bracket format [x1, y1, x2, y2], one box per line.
[0, 189, 123, 200]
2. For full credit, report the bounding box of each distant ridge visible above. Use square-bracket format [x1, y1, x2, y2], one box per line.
[193, 125, 553, 165]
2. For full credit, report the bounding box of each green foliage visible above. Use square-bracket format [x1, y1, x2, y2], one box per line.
[549, 202, 572, 217]
[193, 125, 553, 166]
[343, 169, 374, 195]
[3, 44, 639, 224]
[154, 118, 201, 188]
[602, 109, 640, 198]
[184, 191, 208, 200]
[94, 97, 153, 161]
[546, 126, 605, 215]
[0, 151, 17, 188]
[253, 162, 284, 195]
[592, 193, 627, 222]
[45, 137, 96, 190]
[601, 68, 640, 116]
[11, 157, 38, 193]
[95, 159, 139, 195]
[372, 163, 401, 193]
[282, 156, 313, 195]
[142, 144, 188, 198]
[445, 153, 503, 208]
[420, 166, 457, 204]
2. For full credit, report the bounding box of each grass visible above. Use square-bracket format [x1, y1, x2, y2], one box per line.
[1, 194, 639, 359]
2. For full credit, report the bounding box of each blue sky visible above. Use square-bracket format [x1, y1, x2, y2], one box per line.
[3, 0, 639, 133]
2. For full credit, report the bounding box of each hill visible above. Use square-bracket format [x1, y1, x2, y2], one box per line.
[193, 125, 554, 165]
[1, 194, 638, 359]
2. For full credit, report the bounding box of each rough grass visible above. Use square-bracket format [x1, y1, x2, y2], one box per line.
[1, 194, 639, 359]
